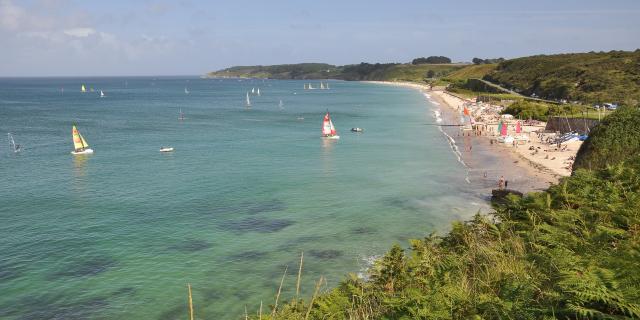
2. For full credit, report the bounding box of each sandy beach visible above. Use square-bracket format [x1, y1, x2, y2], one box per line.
[367, 81, 582, 193]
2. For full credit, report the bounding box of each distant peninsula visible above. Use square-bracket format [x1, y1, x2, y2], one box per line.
[207, 50, 640, 106]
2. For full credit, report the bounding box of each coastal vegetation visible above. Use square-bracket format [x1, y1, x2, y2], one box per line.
[483, 51, 640, 106]
[208, 62, 466, 82]
[208, 63, 342, 79]
[574, 107, 640, 171]
[245, 108, 640, 319]
[500, 100, 609, 121]
[441, 64, 497, 83]
[472, 57, 505, 65]
[208, 51, 640, 109]
[411, 56, 452, 64]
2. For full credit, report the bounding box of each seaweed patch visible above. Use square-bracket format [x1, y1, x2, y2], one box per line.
[220, 217, 294, 233]
[308, 249, 344, 260]
[166, 239, 212, 253]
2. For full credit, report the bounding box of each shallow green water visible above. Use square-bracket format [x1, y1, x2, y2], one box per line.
[0, 77, 488, 319]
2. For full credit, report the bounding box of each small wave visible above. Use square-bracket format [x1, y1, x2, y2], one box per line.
[357, 254, 381, 280]
[429, 100, 440, 106]
[432, 110, 443, 123]
[438, 126, 467, 168]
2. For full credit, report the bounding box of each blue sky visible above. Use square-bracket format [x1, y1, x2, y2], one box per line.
[0, 0, 639, 76]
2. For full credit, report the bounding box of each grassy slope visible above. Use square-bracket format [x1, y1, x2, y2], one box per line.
[484, 51, 640, 105]
[443, 63, 497, 81]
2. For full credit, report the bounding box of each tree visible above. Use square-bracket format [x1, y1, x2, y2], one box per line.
[426, 70, 436, 78]
[412, 56, 451, 64]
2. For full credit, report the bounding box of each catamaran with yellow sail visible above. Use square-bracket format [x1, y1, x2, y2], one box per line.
[71, 125, 93, 155]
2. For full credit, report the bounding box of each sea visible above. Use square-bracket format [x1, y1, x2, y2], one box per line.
[0, 77, 489, 319]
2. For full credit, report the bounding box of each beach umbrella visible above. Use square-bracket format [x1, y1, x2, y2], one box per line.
[516, 121, 522, 133]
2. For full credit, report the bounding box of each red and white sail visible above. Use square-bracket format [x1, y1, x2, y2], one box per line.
[322, 111, 337, 136]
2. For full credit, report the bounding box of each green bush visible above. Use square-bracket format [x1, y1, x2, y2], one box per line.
[501, 101, 550, 121]
[574, 106, 640, 170]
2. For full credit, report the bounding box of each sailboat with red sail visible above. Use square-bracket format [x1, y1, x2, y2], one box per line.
[321, 111, 340, 140]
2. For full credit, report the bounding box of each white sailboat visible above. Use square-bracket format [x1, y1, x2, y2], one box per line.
[326, 82, 330, 89]
[184, 87, 190, 94]
[246, 92, 252, 108]
[257, 88, 261, 96]
[81, 85, 86, 93]
[251, 87, 255, 94]
[304, 83, 308, 90]
[70, 125, 93, 155]
[100, 90, 105, 98]
[8, 133, 21, 153]
[179, 108, 185, 120]
[278, 99, 284, 110]
[320, 82, 325, 90]
[321, 111, 340, 139]
[308, 83, 315, 90]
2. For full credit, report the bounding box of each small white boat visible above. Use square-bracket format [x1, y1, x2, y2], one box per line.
[100, 90, 105, 98]
[321, 111, 340, 139]
[257, 88, 261, 96]
[351, 127, 364, 133]
[160, 147, 174, 152]
[8, 133, 21, 153]
[81, 84, 86, 93]
[70, 125, 94, 155]
[497, 135, 515, 144]
[184, 87, 190, 94]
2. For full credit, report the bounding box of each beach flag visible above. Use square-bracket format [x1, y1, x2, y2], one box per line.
[516, 121, 522, 133]
[501, 122, 508, 136]
[497, 121, 502, 133]
[463, 106, 470, 116]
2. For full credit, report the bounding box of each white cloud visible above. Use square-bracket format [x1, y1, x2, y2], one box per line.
[64, 27, 95, 38]
[0, 0, 25, 30]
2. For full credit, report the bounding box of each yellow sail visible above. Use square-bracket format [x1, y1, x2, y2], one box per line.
[79, 133, 89, 148]
[72, 125, 85, 150]
[81, 85, 86, 92]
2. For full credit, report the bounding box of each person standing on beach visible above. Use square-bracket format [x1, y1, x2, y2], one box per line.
[505, 180, 509, 189]
[498, 176, 505, 189]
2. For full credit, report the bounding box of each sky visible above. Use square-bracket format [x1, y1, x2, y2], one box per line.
[0, 0, 639, 76]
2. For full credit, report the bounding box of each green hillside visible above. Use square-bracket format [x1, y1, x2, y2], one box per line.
[207, 63, 341, 79]
[483, 51, 640, 106]
[443, 63, 497, 81]
[207, 62, 467, 82]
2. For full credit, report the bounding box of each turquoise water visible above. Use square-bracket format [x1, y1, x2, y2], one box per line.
[0, 77, 488, 319]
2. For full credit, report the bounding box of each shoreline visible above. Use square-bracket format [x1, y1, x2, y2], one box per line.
[365, 80, 566, 193]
